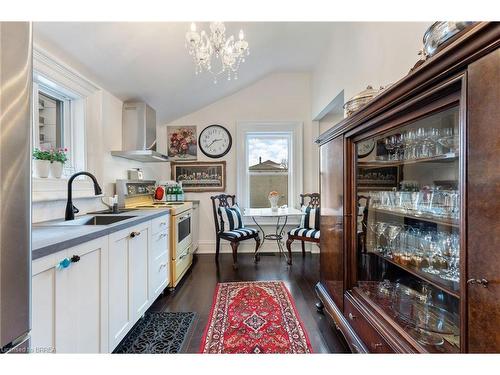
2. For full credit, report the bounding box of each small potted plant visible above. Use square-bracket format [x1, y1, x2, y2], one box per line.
[33, 148, 52, 178]
[50, 148, 68, 178]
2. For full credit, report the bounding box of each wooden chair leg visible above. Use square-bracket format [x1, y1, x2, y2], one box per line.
[230, 241, 239, 270]
[215, 236, 221, 262]
[254, 236, 261, 262]
[301, 241, 306, 256]
[286, 238, 293, 265]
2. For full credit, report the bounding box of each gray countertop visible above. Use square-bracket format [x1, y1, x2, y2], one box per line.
[32, 209, 169, 260]
[183, 199, 200, 205]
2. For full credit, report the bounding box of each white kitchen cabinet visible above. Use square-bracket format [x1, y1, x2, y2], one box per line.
[149, 229, 169, 299]
[32, 214, 169, 353]
[108, 220, 151, 351]
[31, 237, 108, 353]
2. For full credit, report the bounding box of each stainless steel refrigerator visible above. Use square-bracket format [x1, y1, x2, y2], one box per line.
[0, 22, 32, 353]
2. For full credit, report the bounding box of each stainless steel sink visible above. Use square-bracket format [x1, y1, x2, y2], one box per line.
[88, 208, 138, 215]
[59, 215, 137, 226]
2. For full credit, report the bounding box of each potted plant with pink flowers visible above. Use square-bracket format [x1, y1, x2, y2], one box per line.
[50, 148, 68, 178]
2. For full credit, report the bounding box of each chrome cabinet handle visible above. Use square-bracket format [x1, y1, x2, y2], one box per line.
[159, 233, 167, 239]
[159, 222, 167, 227]
[130, 231, 141, 238]
[348, 312, 356, 320]
[467, 278, 489, 288]
[159, 263, 167, 270]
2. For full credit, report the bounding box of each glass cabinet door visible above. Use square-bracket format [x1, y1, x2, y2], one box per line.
[354, 105, 461, 353]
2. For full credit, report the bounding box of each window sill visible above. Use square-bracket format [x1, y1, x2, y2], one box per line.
[32, 178, 102, 202]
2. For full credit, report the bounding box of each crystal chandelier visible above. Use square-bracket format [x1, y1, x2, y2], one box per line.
[185, 22, 250, 83]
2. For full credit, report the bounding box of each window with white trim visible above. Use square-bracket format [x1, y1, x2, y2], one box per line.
[33, 75, 86, 176]
[237, 122, 303, 209]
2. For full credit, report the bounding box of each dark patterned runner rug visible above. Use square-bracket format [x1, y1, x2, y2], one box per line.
[113, 312, 196, 354]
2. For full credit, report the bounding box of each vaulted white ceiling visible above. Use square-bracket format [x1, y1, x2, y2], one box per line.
[34, 22, 333, 123]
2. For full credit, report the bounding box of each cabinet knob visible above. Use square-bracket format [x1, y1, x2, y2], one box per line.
[467, 278, 489, 288]
[58, 258, 71, 269]
[70, 255, 80, 263]
[348, 312, 356, 320]
[130, 231, 141, 238]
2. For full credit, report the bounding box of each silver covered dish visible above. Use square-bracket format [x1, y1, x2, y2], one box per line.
[423, 22, 474, 57]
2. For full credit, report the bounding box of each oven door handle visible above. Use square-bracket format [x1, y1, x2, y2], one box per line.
[177, 213, 191, 222]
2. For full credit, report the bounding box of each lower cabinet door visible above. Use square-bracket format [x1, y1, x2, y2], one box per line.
[108, 222, 151, 351]
[31, 237, 109, 353]
[55, 237, 109, 353]
[129, 223, 151, 320]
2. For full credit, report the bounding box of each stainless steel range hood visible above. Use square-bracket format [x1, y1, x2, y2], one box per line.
[111, 101, 169, 162]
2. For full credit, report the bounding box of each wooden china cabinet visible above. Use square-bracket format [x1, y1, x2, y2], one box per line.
[315, 22, 500, 353]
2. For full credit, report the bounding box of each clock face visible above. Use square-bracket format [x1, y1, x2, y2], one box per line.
[199, 125, 232, 158]
[357, 138, 375, 158]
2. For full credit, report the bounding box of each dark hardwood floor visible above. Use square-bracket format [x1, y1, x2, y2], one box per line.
[149, 252, 349, 353]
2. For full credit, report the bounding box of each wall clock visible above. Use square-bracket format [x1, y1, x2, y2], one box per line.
[357, 138, 375, 158]
[198, 124, 232, 158]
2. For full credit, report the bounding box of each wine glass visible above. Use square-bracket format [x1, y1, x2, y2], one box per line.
[422, 233, 441, 275]
[386, 224, 402, 259]
[384, 137, 395, 160]
[375, 222, 389, 253]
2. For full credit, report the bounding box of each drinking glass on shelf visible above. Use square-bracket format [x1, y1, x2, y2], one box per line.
[386, 224, 402, 259]
[440, 233, 460, 282]
[393, 134, 404, 160]
[384, 137, 396, 160]
[422, 233, 441, 275]
[375, 222, 389, 253]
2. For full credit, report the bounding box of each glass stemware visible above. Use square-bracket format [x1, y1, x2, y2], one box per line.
[375, 222, 389, 253]
[384, 137, 395, 160]
[422, 233, 440, 275]
[386, 224, 402, 259]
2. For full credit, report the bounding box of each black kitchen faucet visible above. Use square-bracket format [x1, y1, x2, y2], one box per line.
[65, 172, 103, 220]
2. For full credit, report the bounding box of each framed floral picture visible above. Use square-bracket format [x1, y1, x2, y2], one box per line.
[167, 126, 197, 160]
[171, 161, 226, 192]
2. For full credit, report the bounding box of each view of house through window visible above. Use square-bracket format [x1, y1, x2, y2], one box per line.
[37, 92, 64, 150]
[247, 134, 290, 208]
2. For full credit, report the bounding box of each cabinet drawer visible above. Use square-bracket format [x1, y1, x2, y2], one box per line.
[151, 215, 169, 235]
[173, 248, 192, 285]
[151, 252, 169, 296]
[151, 230, 168, 260]
[344, 296, 393, 353]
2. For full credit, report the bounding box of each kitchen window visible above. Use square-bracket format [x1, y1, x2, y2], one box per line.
[237, 122, 303, 210]
[33, 78, 86, 176]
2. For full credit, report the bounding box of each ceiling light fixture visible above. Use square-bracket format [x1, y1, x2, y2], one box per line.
[185, 22, 249, 83]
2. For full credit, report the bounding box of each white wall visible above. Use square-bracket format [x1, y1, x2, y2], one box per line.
[312, 22, 431, 120]
[159, 73, 319, 253]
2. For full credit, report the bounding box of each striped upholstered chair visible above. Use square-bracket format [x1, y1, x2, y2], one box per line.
[285, 193, 320, 264]
[211, 194, 260, 270]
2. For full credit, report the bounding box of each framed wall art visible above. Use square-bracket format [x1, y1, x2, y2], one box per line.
[171, 161, 226, 192]
[167, 126, 198, 160]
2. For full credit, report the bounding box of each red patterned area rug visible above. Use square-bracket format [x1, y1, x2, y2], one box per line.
[200, 281, 313, 354]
